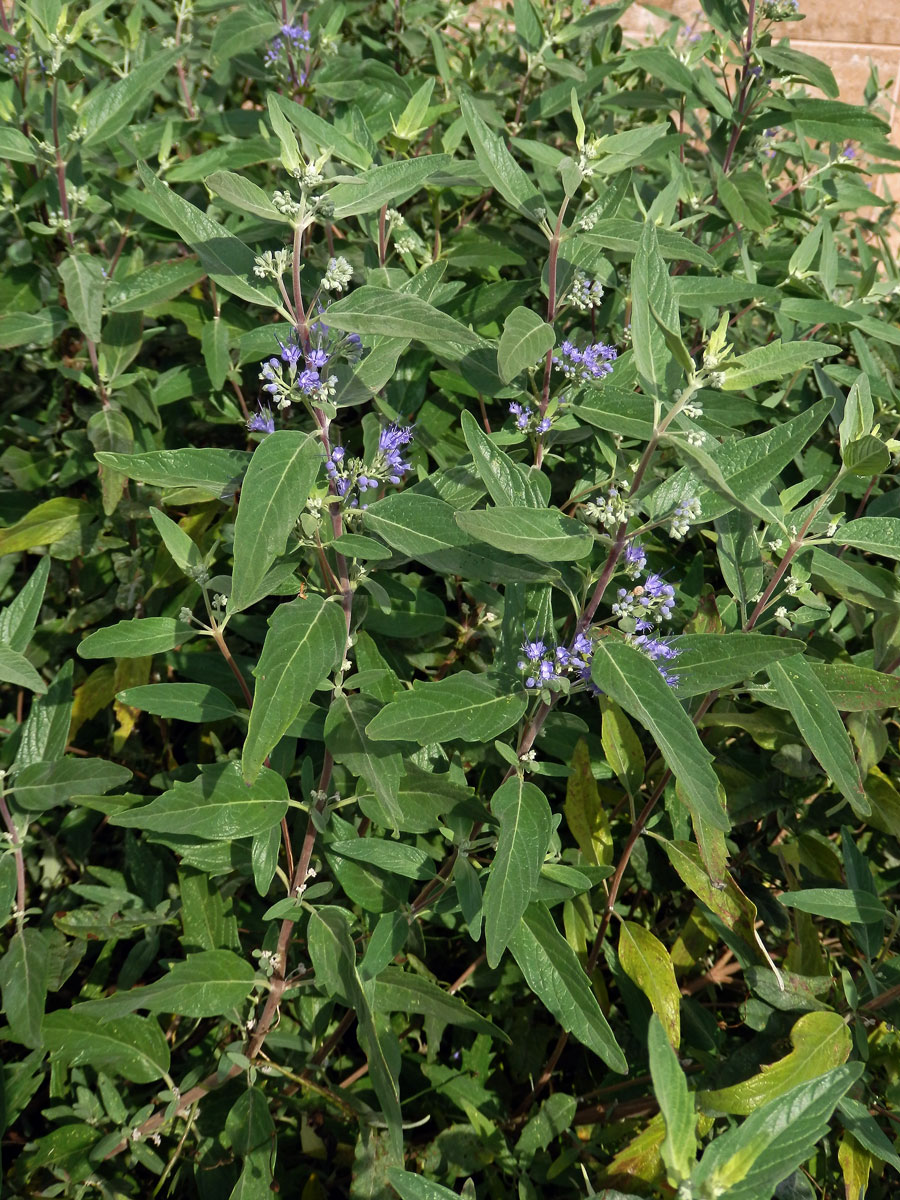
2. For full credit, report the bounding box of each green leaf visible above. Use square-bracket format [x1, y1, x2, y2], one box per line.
[14, 660, 73, 773]
[210, 9, 279, 64]
[149, 506, 203, 576]
[93, 447, 250, 495]
[671, 633, 804, 698]
[619, 921, 681, 1049]
[57, 254, 106, 344]
[366, 673, 527, 746]
[454, 506, 592, 561]
[701, 1011, 851, 1118]
[328, 838, 434, 881]
[808, 663, 900, 712]
[672, 276, 778, 308]
[692, 1064, 863, 1200]
[80, 49, 180, 148]
[0, 929, 48, 1048]
[0, 557, 49, 653]
[116, 683, 238, 723]
[308, 908, 403, 1160]
[78, 617, 197, 660]
[0, 127, 35, 162]
[111, 761, 288, 839]
[574, 385, 656, 441]
[325, 692, 404, 829]
[43, 1012, 171, 1083]
[242, 596, 347, 782]
[0, 646, 45, 694]
[106, 259, 206, 312]
[767, 656, 869, 817]
[0, 498, 91, 557]
[509, 902, 627, 1073]
[459, 92, 543, 218]
[76, 950, 255, 1019]
[483, 777, 553, 967]
[756, 46, 839, 98]
[386, 1170, 463, 1200]
[497, 307, 555, 383]
[651, 401, 830, 523]
[648, 1014, 696, 1185]
[715, 510, 763, 611]
[267, 94, 372, 169]
[328, 155, 451, 218]
[719, 339, 839, 390]
[325, 286, 483, 350]
[137, 163, 281, 309]
[778, 888, 887, 925]
[0, 307, 69, 349]
[831, 517, 900, 561]
[460, 410, 546, 508]
[591, 640, 728, 832]
[373, 967, 509, 1041]
[204, 170, 282, 226]
[632, 220, 679, 399]
[580, 218, 716, 268]
[231, 431, 320, 612]
[13, 758, 132, 812]
[266, 92, 301, 175]
[842, 435, 890, 476]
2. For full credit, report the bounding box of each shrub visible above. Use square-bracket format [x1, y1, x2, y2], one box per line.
[1, 0, 900, 1196]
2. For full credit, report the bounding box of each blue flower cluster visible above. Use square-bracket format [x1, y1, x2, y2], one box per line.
[509, 402, 551, 435]
[518, 632, 597, 694]
[326, 424, 414, 507]
[553, 340, 617, 384]
[257, 325, 361, 414]
[264, 23, 310, 72]
[612, 569, 681, 686]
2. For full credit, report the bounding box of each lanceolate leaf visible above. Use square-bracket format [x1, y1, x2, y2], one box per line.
[767, 656, 869, 817]
[242, 595, 347, 782]
[648, 1015, 697, 1184]
[231, 431, 320, 612]
[137, 163, 282, 309]
[78, 617, 197, 659]
[483, 777, 553, 967]
[454, 506, 593, 561]
[508, 902, 627, 1073]
[831, 517, 900, 561]
[618, 921, 681, 1049]
[0, 929, 49, 1048]
[76, 950, 256, 1019]
[591, 641, 729, 832]
[373, 967, 510, 1041]
[110, 762, 289, 839]
[671, 633, 804, 698]
[43, 1012, 171, 1083]
[778, 888, 887, 925]
[366, 673, 527, 746]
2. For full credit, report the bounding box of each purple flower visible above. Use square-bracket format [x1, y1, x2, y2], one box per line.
[247, 407, 275, 435]
[279, 339, 303, 367]
[297, 368, 321, 393]
[553, 339, 617, 384]
[624, 541, 647, 577]
[306, 348, 329, 368]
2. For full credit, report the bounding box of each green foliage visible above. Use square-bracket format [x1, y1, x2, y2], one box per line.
[2, 0, 900, 1197]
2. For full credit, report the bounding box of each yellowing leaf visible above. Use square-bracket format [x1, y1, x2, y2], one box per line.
[563, 738, 612, 866]
[618, 920, 681, 1049]
[601, 697, 645, 797]
[603, 1113, 667, 1193]
[700, 1011, 851, 1116]
[112, 657, 152, 752]
[865, 767, 900, 838]
[69, 664, 117, 742]
[0, 498, 90, 556]
[671, 905, 717, 976]
[838, 1131, 875, 1200]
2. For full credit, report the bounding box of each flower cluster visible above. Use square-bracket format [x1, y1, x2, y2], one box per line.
[569, 271, 605, 312]
[518, 632, 597, 693]
[509, 402, 551, 436]
[582, 486, 633, 533]
[552, 340, 617, 385]
[264, 23, 310, 71]
[612, 572, 676, 628]
[260, 337, 338, 409]
[247, 406, 276, 435]
[632, 633, 681, 687]
[669, 496, 701, 540]
[759, 0, 799, 18]
[320, 256, 353, 293]
[253, 248, 293, 280]
[327, 424, 414, 507]
[623, 540, 647, 578]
